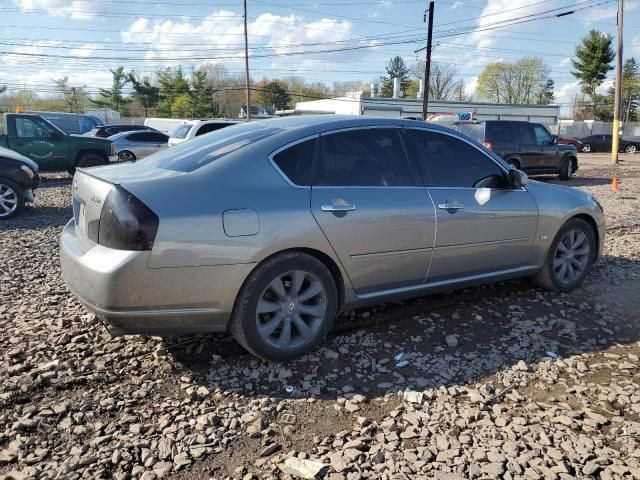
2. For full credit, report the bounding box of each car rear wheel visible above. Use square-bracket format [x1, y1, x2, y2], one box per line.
[230, 252, 338, 361]
[582, 143, 592, 153]
[559, 159, 573, 181]
[0, 178, 24, 220]
[118, 150, 136, 162]
[624, 144, 637, 154]
[531, 218, 595, 292]
[78, 153, 106, 168]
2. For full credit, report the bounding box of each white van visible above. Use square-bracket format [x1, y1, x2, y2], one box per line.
[143, 118, 191, 134]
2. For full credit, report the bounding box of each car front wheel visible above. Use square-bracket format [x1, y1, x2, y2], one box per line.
[531, 218, 596, 292]
[559, 159, 573, 180]
[230, 252, 338, 361]
[0, 178, 25, 220]
[582, 143, 592, 153]
[624, 144, 637, 154]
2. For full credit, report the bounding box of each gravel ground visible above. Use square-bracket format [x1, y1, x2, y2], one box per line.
[1, 153, 639, 480]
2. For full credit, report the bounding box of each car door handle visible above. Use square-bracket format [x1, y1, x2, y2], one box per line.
[321, 204, 356, 212]
[438, 202, 464, 210]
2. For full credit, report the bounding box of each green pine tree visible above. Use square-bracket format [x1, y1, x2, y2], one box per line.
[571, 30, 614, 97]
[380, 56, 411, 97]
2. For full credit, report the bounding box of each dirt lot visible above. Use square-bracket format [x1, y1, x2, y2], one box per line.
[1, 153, 639, 480]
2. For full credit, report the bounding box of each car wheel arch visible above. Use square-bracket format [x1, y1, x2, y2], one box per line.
[237, 247, 347, 315]
[570, 213, 600, 259]
[75, 149, 108, 165]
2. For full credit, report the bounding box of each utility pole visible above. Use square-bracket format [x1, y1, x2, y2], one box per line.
[243, 0, 251, 120]
[612, 0, 624, 163]
[422, 1, 434, 121]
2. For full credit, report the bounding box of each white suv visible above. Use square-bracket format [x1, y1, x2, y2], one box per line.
[168, 119, 240, 146]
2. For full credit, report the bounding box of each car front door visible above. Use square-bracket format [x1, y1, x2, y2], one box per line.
[601, 134, 613, 152]
[532, 124, 560, 169]
[405, 128, 539, 282]
[310, 127, 436, 294]
[10, 116, 68, 171]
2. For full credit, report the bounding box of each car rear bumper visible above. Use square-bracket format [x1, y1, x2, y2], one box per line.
[60, 219, 256, 335]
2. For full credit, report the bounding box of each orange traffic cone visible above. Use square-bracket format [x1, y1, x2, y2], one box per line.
[611, 176, 620, 192]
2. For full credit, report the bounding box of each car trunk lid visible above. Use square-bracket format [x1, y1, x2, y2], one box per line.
[72, 170, 114, 247]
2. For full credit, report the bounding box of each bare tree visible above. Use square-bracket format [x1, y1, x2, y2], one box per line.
[412, 62, 466, 100]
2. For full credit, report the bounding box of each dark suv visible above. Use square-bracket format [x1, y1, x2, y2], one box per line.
[481, 121, 578, 180]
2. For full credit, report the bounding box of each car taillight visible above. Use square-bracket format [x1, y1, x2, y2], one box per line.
[482, 140, 494, 151]
[111, 143, 116, 155]
[98, 186, 159, 251]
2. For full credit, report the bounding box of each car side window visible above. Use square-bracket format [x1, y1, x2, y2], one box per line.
[517, 125, 535, 144]
[316, 128, 419, 187]
[150, 133, 168, 142]
[127, 132, 148, 142]
[532, 125, 553, 146]
[272, 138, 316, 186]
[196, 123, 229, 136]
[407, 129, 507, 189]
[15, 118, 51, 138]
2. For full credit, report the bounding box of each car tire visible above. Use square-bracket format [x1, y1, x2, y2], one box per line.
[582, 143, 592, 153]
[229, 252, 338, 361]
[77, 153, 106, 169]
[531, 218, 596, 293]
[559, 158, 573, 181]
[118, 150, 136, 162]
[0, 178, 25, 220]
[624, 144, 637, 154]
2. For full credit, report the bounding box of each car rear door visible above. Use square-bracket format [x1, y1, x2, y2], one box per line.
[310, 127, 436, 294]
[514, 123, 540, 170]
[405, 128, 539, 282]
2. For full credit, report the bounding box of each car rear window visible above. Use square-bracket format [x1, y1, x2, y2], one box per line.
[171, 124, 192, 139]
[485, 122, 514, 144]
[142, 122, 283, 172]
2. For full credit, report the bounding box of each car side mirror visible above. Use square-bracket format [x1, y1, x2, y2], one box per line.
[508, 169, 528, 188]
[552, 136, 558, 144]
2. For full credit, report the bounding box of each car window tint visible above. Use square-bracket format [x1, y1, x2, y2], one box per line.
[272, 138, 315, 186]
[143, 123, 283, 172]
[407, 129, 507, 189]
[484, 123, 513, 144]
[516, 124, 535, 144]
[532, 125, 553, 145]
[196, 123, 231, 136]
[127, 132, 147, 142]
[150, 133, 168, 142]
[316, 129, 418, 187]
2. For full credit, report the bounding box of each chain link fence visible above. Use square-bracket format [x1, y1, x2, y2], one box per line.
[547, 121, 640, 139]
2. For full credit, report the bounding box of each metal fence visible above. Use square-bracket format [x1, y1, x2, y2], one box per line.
[547, 121, 640, 139]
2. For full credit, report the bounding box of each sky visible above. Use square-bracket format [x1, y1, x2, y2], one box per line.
[1, 0, 639, 109]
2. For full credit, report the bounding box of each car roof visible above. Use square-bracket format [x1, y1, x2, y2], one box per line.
[238, 114, 446, 132]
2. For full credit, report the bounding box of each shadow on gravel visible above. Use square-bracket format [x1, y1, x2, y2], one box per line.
[166, 253, 639, 403]
[1, 206, 71, 231]
[37, 177, 72, 189]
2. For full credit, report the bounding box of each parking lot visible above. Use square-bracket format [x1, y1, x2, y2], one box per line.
[1, 153, 639, 480]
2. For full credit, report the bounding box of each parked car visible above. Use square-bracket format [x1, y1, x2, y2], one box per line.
[579, 134, 640, 153]
[168, 119, 241, 146]
[0, 145, 39, 219]
[110, 130, 170, 161]
[0, 113, 117, 175]
[556, 135, 584, 151]
[480, 120, 578, 180]
[60, 116, 605, 361]
[86, 124, 158, 138]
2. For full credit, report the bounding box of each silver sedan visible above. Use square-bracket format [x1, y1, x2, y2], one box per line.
[60, 116, 605, 361]
[110, 130, 169, 162]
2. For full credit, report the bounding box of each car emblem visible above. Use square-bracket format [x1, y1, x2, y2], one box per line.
[288, 302, 296, 313]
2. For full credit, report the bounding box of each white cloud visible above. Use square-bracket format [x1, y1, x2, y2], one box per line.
[559, 57, 572, 67]
[13, 0, 107, 20]
[370, 0, 392, 18]
[580, 0, 638, 23]
[464, 76, 478, 96]
[450, 1, 464, 9]
[121, 11, 359, 71]
[2, 40, 62, 65]
[69, 43, 98, 58]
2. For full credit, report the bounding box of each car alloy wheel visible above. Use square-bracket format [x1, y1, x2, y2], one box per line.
[255, 270, 327, 350]
[0, 182, 18, 218]
[118, 151, 136, 162]
[552, 229, 590, 285]
[624, 144, 637, 154]
[582, 144, 591, 152]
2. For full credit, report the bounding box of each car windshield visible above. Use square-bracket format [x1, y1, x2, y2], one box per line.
[171, 124, 192, 139]
[141, 122, 283, 172]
